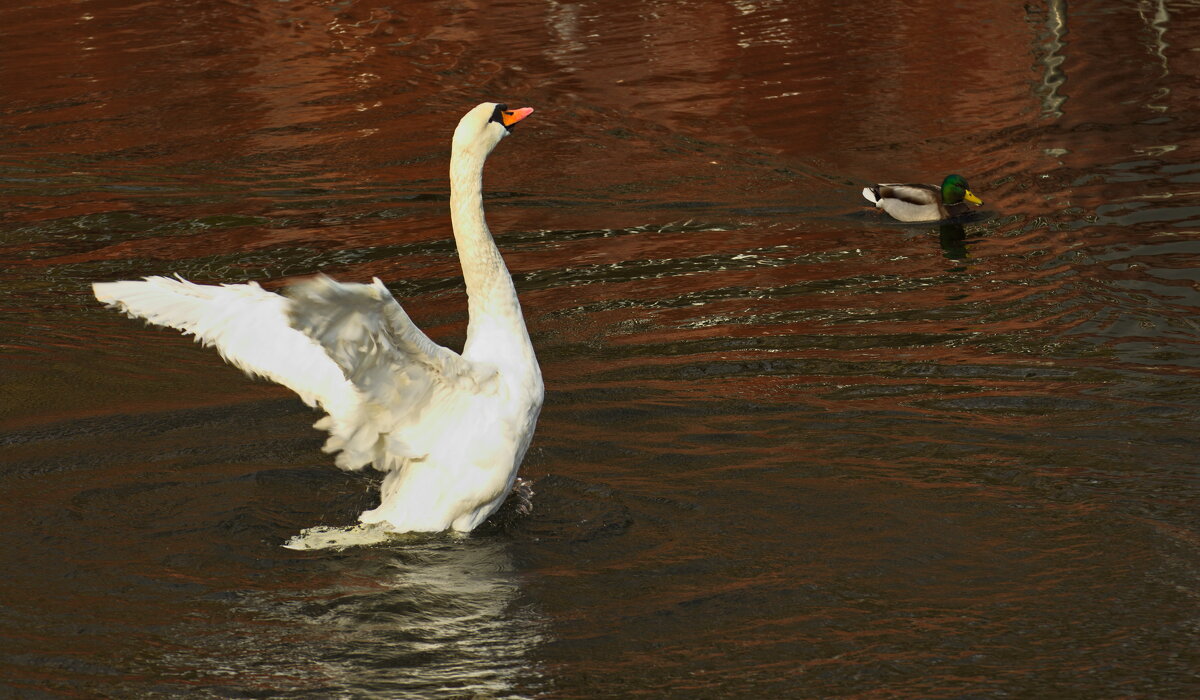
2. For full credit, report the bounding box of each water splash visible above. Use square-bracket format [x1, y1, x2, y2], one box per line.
[283, 522, 401, 550]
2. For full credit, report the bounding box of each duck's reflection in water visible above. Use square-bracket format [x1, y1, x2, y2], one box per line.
[938, 222, 969, 260]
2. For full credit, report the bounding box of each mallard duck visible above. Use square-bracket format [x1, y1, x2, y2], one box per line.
[862, 174, 983, 223]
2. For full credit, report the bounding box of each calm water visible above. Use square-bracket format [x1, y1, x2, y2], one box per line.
[3, 0, 1200, 696]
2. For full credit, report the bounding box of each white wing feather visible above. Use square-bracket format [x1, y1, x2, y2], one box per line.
[92, 276, 356, 414]
[92, 274, 492, 473]
[285, 275, 498, 471]
[285, 275, 482, 399]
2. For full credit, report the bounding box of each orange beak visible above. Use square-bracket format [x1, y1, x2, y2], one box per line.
[501, 106, 534, 127]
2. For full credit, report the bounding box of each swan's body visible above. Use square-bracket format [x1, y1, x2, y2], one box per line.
[93, 102, 542, 534]
[862, 174, 983, 223]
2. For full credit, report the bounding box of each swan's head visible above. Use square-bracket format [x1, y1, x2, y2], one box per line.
[453, 102, 534, 157]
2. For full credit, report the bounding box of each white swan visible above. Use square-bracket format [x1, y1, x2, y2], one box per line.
[93, 102, 543, 534]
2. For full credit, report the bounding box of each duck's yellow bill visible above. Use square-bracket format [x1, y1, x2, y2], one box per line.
[964, 190, 983, 206]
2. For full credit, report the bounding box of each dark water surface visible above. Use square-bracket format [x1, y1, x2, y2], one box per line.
[3, 0, 1200, 696]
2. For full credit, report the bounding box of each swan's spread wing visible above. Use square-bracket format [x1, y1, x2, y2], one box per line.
[94, 274, 494, 474]
[93, 276, 356, 414]
[285, 275, 498, 469]
[285, 275, 485, 399]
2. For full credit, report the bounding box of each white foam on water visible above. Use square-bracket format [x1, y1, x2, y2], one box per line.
[282, 523, 398, 551]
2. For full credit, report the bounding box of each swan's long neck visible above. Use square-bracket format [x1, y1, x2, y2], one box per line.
[450, 144, 534, 364]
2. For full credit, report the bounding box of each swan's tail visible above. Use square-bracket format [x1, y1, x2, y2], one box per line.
[862, 186, 881, 204]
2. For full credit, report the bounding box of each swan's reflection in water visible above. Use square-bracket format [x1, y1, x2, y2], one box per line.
[259, 538, 547, 698]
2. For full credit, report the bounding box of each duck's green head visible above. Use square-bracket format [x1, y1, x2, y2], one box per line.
[941, 174, 983, 206]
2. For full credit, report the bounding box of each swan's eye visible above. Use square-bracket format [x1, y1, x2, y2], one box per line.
[489, 104, 509, 124]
